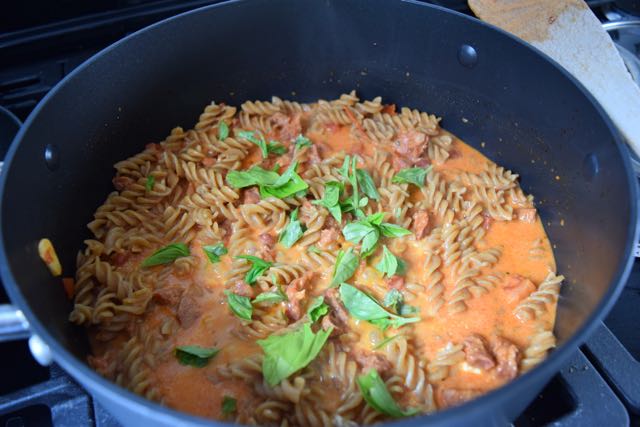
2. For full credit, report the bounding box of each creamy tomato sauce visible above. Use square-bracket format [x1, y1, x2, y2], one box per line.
[78, 94, 560, 425]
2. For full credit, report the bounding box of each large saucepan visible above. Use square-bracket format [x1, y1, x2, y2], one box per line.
[0, 0, 637, 425]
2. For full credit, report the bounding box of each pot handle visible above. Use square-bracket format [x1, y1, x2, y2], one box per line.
[0, 304, 30, 342]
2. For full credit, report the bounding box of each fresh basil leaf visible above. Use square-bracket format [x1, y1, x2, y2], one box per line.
[357, 369, 418, 418]
[235, 255, 273, 285]
[365, 212, 384, 226]
[218, 121, 229, 141]
[225, 291, 252, 320]
[221, 396, 236, 416]
[226, 166, 279, 189]
[258, 323, 332, 386]
[396, 259, 408, 276]
[376, 246, 399, 277]
[391, 166, 432, 187]
[360, 227, 381, 257]
[279, 208, 305, 248]
[203, 243, 227, 264]
[383, 288, 403, 312]
[343, 222, 375, 243]
[399, 303, 419, 316]
[260, 161, 309, 199]
[338, 155, 351, 180]
[237, 130, 268, 158]
[267, 141, 287, 155]
[253, 287, 288, 305]
[379, 223, 412, 238]
[356, 169, 379, 201]
[312, 181, 343, 223]
[358, 197, 369, 208]
[328, 205, 343, 223]
[141, 243, 190, 267]
[307, 296, 329, 322]
[145, 175, 155, 192]
[331, 247, 359, 287]
[175, 345, 219, 368]
[294, 134, 312, 148]
[338, 283, 419, 329]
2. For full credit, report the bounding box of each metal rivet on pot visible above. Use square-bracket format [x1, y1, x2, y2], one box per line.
[582, 153, 599, 181]
[44, 144, 60, 171]
[458, 44, 478, 68]
[29, 334, 53, 366]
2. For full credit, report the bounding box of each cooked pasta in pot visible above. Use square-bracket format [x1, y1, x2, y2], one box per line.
[71, 91, 562, 424]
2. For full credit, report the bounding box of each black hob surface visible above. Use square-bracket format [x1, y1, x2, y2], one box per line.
[1, 1, 639, 426]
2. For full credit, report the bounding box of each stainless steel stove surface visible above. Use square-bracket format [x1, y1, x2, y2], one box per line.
[1, 1, 639, 426]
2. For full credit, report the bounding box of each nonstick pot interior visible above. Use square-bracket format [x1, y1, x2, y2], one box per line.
[0, 0, 636, 426]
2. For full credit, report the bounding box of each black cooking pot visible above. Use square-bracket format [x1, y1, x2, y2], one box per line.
[0, 0, 637, 426]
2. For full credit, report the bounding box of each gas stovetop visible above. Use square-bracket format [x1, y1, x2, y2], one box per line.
[1, 1, 639, 426]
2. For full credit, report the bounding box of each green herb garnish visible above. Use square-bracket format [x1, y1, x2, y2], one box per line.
[258, 323, 332, 386]
[221, 396, 237, 416]
[226, 166, 280, 189]
[312, 181, 343, 223]
[175, 345, 219, 367]
[218, 121, 229, 141]
[203, 243, 227, 264]
[331, 247, 359, 287]
[338, 283, 419, 330]
[145, 175, 155, 192]
[237, 130, 286, 158]
[307, 296, 329, 322]
[375, 245, 401, 277]
[294, 134, 312, 149]
[356, 169, 380, 201]
[141, 243, 189, 267]
[279, 208, 305, 248]
[224, 291, 252, 321]
[391, 166, 432, 187]
[235, 255, 273, 285]
[253, 287, 288, 305]
[357, 369, 418, 418]
[343, 212, 411, 257]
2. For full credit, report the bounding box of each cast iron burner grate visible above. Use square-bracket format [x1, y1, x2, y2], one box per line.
[0, 0, 638, 426]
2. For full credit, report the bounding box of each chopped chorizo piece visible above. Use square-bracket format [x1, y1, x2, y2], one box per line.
[516, 208, 537, 223]
[503, 274, 536, 304]
[258, 232, 276, 262]
[412, 209, 430, 239]
[385, 275, 405, 290]
[350, 349, 393, 376]
[285, 272, 315, 321]
[324, 288, 350, 329]
[241, 187, 260, 205]
[153, 285, 184, 306]
[319, 225, 340, 249]
[271, 112, 302, 143]
[110, 251, 130, 267]
[490, 336, 521, 380]
[439, 388, 483, 409]
[463, 334, 496, 370]
[177, 287, 202, 328]
[393, 130, 428, 166]
[233, 281, 254, 298]
[112, 176, 135, 191]
[381, 104, 396, 115]
[201, 157, 216, 167]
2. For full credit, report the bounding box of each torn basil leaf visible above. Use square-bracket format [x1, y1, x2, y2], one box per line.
[224, 291, 253, 321]
[141, 243, 190, 267]
[307, 295, 329, 322]
[235, 255, 273, 285]
[175, 345, 219, 368]
[218, 121, 229, 141]
[279, 208, 305, 248]
[391, 166, 432, 187]
[357, 369, 418, 418]
[331, 247, 359, 287]
[203, 243, 227, 264]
